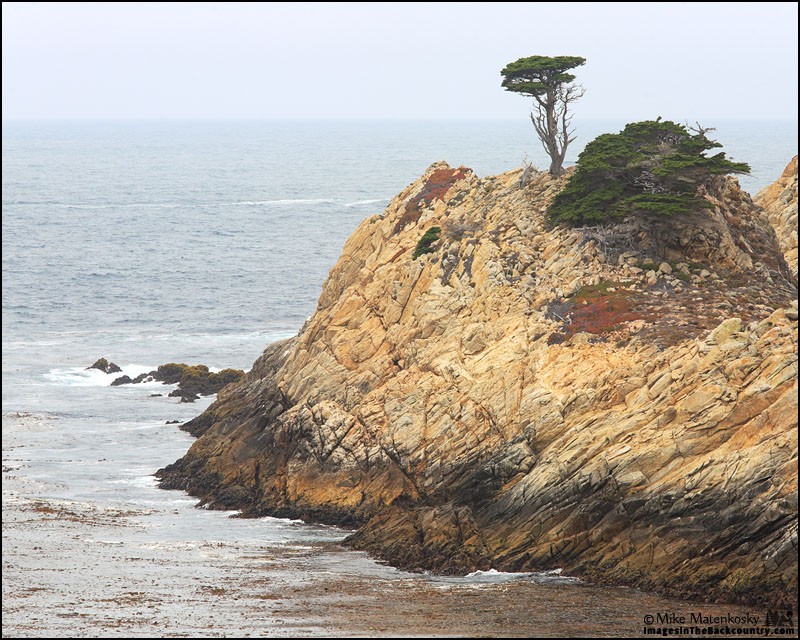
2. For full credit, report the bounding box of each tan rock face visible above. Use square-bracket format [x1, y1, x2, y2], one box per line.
[158, 161, 798, 605]
[757, 156, 798, 278]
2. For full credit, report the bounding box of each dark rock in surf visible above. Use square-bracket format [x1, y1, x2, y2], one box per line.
[88, 357, 122, 374]
[109, 361, 244, 403]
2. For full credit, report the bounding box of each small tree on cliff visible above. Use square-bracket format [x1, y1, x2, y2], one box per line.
[547, 119, 750, 226]
[501, 55, 586, 177]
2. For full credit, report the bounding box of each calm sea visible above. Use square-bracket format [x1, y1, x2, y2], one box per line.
[2, 119, 796, 637]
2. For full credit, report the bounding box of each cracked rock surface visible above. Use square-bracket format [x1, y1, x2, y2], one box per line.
[158, 161, 798, 606]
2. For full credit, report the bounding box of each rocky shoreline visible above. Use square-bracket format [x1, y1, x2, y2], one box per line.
[158, 158, 798, 606]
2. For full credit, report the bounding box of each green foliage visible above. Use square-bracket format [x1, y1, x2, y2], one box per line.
[548, 119, 750, 226]
[501, 56, 586, 97]
[412, 227, 441, 259]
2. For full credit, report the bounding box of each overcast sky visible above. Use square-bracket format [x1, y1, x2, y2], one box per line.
[2, 2, 797, 121]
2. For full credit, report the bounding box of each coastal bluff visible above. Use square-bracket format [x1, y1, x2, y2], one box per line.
[158, 160, 798, 605]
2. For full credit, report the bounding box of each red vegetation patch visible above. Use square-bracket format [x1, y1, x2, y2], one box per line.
[548, 285, 644, 344]
[393, 167, 470, 234]
[567, 295, 643, 335]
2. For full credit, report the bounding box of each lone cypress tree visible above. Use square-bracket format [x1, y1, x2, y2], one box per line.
[501, 55, 586, 176]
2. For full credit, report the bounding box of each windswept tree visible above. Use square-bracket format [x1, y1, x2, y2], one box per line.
[501, 55, 586, 177]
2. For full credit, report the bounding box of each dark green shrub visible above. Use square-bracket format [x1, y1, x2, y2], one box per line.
[548, 119, 750, 226]
[412, 227, 441, 259]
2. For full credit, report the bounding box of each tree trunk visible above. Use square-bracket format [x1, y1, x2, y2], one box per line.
[545, 87, 563, 176]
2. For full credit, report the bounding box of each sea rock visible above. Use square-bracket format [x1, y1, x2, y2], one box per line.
[155, 364, 244, 402]
[756, 156, 798, 279]
[157, 160, 798, 606]
[87, 357, 121, 374]
[108, 361, 244, 402]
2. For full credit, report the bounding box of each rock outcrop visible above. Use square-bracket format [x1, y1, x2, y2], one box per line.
[112, 363, 244, 402]
[757, 156, 798, 279]
[87, 357, 122, 374]
[158, 162, 798, 606]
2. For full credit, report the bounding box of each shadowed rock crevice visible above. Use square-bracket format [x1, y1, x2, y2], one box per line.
[757, 156, 798, 280]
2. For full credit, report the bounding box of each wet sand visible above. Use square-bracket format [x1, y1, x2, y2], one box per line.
[3, 412, 775, 638]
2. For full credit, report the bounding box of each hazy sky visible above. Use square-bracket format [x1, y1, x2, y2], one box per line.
[2, 2, 797, 121]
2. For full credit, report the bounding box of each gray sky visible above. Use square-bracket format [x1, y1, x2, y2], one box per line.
[2, 2, 797, 120]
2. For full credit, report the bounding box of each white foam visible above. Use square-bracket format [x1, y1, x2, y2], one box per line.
[344, 198, 389, 207]
[465, 568, 506, 578]
[119, 364, 160, 379]
[259, 515, 306, 526]
[461, 568, 551, 578]
[435, 567, 577, 586]
[43, 363, 158, 387]
[463, 568, 540, 581]
[44, 366, 119, 387]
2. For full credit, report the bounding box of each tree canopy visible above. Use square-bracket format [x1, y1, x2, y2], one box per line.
[547, 119, 751, 226]
[501, 55, 586, 176]
[500, 56, 586, 96]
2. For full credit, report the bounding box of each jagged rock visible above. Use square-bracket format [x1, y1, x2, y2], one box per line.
[87, 358, 121, 374]
[110, 375, 132, 386]
[170, 388, 200, 403]
[757, 156, 798, 279]
[157, 161, 798, 606]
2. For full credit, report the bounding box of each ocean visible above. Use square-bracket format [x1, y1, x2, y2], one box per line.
[3, 118, 796, 637]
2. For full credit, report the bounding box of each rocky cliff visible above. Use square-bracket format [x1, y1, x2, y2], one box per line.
[757, 156, 798, 279]
[158, 162, 798, 606]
